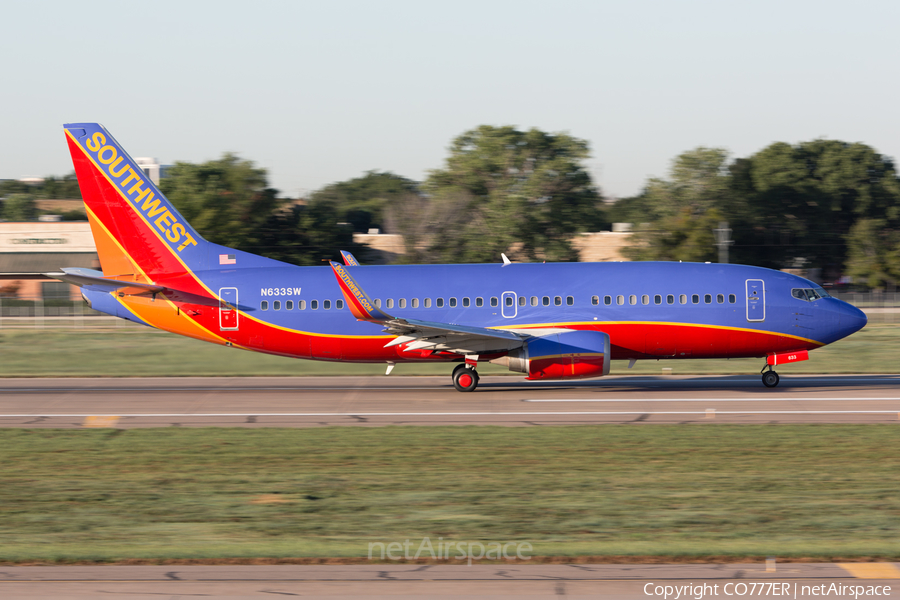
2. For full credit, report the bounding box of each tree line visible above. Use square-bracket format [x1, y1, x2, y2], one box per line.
[3, 127, 899, 289]
[610, 141, 900, 288]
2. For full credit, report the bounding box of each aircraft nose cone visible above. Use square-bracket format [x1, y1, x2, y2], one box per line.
[839, 301, 867, 334]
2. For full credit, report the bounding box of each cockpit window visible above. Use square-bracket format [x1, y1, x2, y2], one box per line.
[792, 287, 830, 302]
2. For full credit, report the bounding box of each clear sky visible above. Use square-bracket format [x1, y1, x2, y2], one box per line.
[2, 0, 898, 199]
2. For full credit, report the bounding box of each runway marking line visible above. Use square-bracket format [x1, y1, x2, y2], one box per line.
[838, 563, 900, 579]
[524, 398, 900, 402]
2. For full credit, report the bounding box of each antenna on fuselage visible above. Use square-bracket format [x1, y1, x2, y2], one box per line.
[501, 253, 511, 267]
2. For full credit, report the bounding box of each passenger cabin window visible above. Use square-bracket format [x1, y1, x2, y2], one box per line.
[604, 295, 612, 305]
[616, 295, 624, 305]
[386, 298, 394, 309]
[667, 294, 674, 305]
[542, 296, 550, 306]
[531, 296, 538, 306]
[424, 298, 432, 308]
[491, 297, 498, 307]
[679, 294, 687, 304]
[654, 295, 662, 305]
[374, 299, 381, 308]
[591, 295, 599, 305]
[437, 298, 444, 308]
[704, 294, 712, 304]
[412, 298, 419, 308]
[641, 294, 649, 305]
[323, 300, 331, 309]
[506, 296, 514, 307]
[519, 296, 526, 306]
[299, 300, 306, 310]
[449, 297, 457, 307]
[311, 300, 319, 310]
[691, 294, 699, 304]
[475, 297, 483, 307]
[554, 296, 562, 306]
[399, 298, 406, 308]
[717, 294, 724, 304]
[336, 300, 344, 309]
[261, 300, 269, 311]
[286, 300, 293, 310]
[629, 295, 637, 305]
[728, 294, 736, 304]
[462, 297, 470, 307]
[566, 296, 574, 306]
[274, 300, 281, 310]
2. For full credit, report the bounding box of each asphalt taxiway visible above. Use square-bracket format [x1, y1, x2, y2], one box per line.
[0, 563, 897, 599]
[0, 374, 899, 427]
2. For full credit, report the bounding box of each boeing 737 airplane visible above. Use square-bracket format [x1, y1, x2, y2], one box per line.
[41, 123, 867, 391]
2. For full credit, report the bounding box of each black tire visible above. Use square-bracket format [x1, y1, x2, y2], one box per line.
[762, 371, 780, 388]
[453, 366, 479, 392]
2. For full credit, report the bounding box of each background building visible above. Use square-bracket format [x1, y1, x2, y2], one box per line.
[0, 221, 97, 300]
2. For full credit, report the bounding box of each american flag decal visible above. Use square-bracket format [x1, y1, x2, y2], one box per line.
[219, 254, 236, 265]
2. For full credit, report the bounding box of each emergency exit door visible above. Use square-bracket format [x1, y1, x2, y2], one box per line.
[745, 279, 765, 322]
[219, 287, 239, 331]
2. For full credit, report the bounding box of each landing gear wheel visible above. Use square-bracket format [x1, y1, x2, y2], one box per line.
[453, 366, 479, 392]
[762, 370, 780, 388]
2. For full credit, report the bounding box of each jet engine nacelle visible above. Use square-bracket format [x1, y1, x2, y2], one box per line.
[505, 330, 611, 381]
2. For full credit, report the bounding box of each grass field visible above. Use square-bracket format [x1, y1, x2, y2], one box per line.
[0, 322, 896, 377]
[1, 425, 898, 562]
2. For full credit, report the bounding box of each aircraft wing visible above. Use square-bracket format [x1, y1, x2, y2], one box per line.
[340, 250, 361, 266]
[329, 261, 528, 355]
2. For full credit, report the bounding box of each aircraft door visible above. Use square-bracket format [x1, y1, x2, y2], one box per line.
[501, 291, 517, 318]
[219, 287, 239, 331]
[746, 279, 765, 322]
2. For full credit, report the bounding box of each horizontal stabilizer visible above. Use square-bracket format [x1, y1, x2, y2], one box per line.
[44, 268, 165, 292]
[0, 272, 56, 280]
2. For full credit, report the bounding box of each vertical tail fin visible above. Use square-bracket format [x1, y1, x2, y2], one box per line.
[64, 123, 209, 279]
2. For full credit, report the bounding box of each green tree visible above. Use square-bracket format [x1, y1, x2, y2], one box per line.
[307, 171, 419, 233]
[253, 202, 368, 266]
[39, 173, 82, 199]
[160, 153, 368, 266]
[1, 194, 38, 221]
[742, 140, 900, 273]
[845, 219, 900, 290]
[160, 153, 279, 252]
[401, 125, 605, 263]
[623, 148, 740, 262]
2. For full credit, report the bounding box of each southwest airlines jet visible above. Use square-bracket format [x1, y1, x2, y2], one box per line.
[48, 123, 867, 392]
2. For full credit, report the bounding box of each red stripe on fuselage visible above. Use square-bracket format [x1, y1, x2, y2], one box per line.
[67, 134, 204, 289]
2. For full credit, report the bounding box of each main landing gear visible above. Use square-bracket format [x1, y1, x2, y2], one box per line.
[761, 364, 780, 388]
[452, 363, 479, 392]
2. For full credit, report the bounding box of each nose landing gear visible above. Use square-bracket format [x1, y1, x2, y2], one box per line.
[452, 361, 479, 392]
[761, 364, 780, 388]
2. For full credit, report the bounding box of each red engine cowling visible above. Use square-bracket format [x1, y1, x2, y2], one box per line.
[505, 330, 611, 381]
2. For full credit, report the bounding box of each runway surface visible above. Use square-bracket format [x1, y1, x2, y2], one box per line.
[1, 563, 897, 599]
[1, 374, 899, 427]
